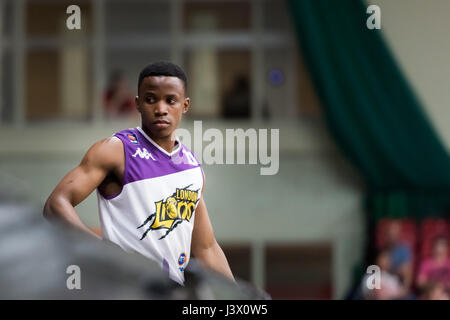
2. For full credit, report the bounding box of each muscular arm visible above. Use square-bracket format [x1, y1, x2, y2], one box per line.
[43, 137, 123, 238]
[191, 180, 235, 282]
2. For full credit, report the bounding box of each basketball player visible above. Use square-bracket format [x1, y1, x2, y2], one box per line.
[43, 61, 234, 285]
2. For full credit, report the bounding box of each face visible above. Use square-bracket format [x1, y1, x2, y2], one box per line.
[433, 239, 448, 259]
[377, 252, 391, 270]
[135, 76, 189, 141]
[386, 222, 401, 245]
[429, 284, 449, 300]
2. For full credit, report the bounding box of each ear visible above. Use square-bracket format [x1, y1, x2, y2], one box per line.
[135, 96, 141, 113]
[183, 97, 190, 114]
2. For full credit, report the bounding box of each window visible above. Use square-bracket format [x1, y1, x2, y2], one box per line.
[184, 0, 250, 32]
[106, 0, 170, 37]
[0, 0, 321, 125]
[184, 49, 251, 119]
[265, 243, 332, 299]
[1, 49, 13, 123]
[104, 0, 171, 121]
[0, 0, 14, 124]
[25, 0, 93, 121]
[221, 244, 251, 282]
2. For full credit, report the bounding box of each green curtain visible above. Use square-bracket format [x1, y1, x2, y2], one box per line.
[286, 0, 450, 221]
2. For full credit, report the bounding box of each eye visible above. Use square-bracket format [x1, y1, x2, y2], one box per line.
[145, 96, 156, 104]
[167, 97, 177, 104]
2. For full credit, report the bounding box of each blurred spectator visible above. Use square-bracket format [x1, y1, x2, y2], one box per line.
[222, 75, 250, 119]
[383, 221, 414, 292]
[416, 236, 450, 293]
[104, 70, 136, 119]
[419, 282, 449, 300]
[362, 250, 409, 300]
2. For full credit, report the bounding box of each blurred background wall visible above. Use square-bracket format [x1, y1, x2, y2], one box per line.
[0, 0, 448, 299]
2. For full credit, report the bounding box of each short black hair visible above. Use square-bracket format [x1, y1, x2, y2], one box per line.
[137, 61, 187, 92]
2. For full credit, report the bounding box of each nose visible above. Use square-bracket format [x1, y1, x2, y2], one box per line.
[154, 100, 169, 116]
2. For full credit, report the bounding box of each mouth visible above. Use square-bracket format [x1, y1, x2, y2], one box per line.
[153, 120, 170, 128]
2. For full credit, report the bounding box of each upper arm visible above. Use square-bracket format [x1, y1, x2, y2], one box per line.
[191, 172, 216, 254]
[46, 137, 123, 207]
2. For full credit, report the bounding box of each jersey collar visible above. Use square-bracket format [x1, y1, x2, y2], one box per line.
[136, 126, 181, 157]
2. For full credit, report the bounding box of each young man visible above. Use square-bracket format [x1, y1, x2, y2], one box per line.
[44, 61, 234, 285]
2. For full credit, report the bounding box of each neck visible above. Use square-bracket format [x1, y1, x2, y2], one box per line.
[141, 125, 176, 153]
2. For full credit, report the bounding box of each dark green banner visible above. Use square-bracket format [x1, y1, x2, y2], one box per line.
[287, 0, 450, 220]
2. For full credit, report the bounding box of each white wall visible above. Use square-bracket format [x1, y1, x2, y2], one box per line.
[369, 0, 450, 151]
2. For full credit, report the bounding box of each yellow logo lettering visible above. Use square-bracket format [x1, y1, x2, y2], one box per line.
[137, 185, 200, 240]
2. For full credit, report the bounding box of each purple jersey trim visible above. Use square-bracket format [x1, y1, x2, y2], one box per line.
[116, 128, 201, 187]
[162, 258, 170, 277]
[97, 128, 202, 199]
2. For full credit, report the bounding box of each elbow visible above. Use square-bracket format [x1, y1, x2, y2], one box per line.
[192, 238, 218, 258]
[43, 196, 62, 220]
[42, 198, 53, 219]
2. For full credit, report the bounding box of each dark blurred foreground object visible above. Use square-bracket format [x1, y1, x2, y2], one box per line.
[0, 202, 269, 300]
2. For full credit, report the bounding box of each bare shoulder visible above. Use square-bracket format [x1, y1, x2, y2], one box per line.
[82, 136, 124, 170]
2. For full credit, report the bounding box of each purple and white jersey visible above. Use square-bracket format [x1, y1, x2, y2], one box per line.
[97, 127, 203, 285]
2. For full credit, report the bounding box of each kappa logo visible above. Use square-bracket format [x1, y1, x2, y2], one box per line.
[137, 185, 200, 240]
[132, 148, 156, 160]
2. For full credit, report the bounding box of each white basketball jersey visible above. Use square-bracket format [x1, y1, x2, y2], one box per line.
[97, 127, 203, 285]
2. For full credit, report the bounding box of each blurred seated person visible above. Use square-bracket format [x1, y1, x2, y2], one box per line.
[362, 250, 410, 300]
[419, 282, 449, 300]
[383, 220, 414, 292]
[104, 70, 136, 119]
[416, 236, 450, 293]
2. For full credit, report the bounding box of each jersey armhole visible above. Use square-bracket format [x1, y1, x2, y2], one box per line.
[98, 134, 127, 200]
[200, 165, 205, 199]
